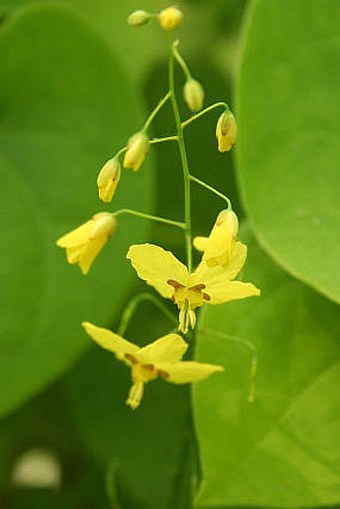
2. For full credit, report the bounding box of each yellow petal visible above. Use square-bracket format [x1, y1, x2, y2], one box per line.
[77, 237, 108, 275]
[192, 241, 248, 285]
[82, 322, 139, 362]
[193, 236, 208, 252]
[56, 221, 93, 248]
[158, 361, 224, 384]
[126, 243, 189, 299]
[204, 280, 260, 305]
[137, 334, 188, 364]
[202, 210, 239, 267]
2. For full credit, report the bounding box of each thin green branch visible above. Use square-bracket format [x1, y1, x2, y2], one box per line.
[143, 91, 172, 131]
[189, 174, 232, 209]
[113, 208, 185, 229]
[149, 135, 178, 145]
[181, 102, 229, 129]
[172, 41, 192, 80]
[117, 293, 178, 336]
[169, 36, 193, 271]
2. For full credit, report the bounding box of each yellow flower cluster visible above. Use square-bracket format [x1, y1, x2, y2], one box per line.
[55, 6, 258, 410]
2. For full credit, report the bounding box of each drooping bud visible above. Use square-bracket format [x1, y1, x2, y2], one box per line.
[202, 209, 239, 268]
[183, 78, 205, 112]
[127, 10, 150, 27]
[90, 213, 117, 240]
[216, 209, 239, 239]
[123, 132, 149, 172]
[97, 158, 121, 203]
[215, 110, 237, 152]
[158, 6, 183, 31]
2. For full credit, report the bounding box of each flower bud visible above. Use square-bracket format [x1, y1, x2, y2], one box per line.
[183, 78, 204, 112]
[216, 209, 239, 239]
[127, 10, 150, 27]
[90, 213, 117, 240]
[158, 6, 183, 31]
[97, 158, 121, 203]
[215, 111, 237, 152]
[123, 132, 149, 172]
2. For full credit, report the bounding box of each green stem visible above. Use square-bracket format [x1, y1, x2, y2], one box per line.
[117, 293, 178, 336]
[149, 135, 178, 145]
[172, 42, 192, 80]
[189, 174, 232, 209]
[143, 91, 172, 131]
[112, 208, 185, 229]
[181, 102, 230, 129]
[169, 37, 193, 271]
[116, 146, 127, 158]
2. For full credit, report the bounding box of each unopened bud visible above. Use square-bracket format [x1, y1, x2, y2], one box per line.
[127, 10, 150, 27]
[123, 132, 149, 172]
[215, 111, 237, 152]
[158, 6, 183, 31]
[97, 158, 121, 203]
[90, 213, 117, 240]
[183, 78, 204, 112]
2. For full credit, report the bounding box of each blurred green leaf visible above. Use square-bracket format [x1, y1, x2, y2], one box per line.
[0, 4, 152, 417]
[236, 0, 340, 303]
[194, 231, 340, 507]
[65, 300, 193, 509]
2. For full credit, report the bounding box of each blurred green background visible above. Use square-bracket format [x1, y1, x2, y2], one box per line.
[0, 0, 339, 508]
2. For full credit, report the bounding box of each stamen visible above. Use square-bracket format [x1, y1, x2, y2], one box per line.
[157, 369, 170, 379]
[167, 279, 185, 290]
[124, 353, 138, 364]
[203, 292, 211, 301]
[142, 363, 155, 371]
[189, 283, 206, 291]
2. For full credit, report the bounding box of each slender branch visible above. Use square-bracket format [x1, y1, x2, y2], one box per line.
[169, 37, 193, 271]
[172, 41, 191, 80]
[112, 208, 185, 229]
[143, 91, 172, 131]
[181, 102, 229, 129]
[117, 293, 178, 336]
[115, 146, 127, 158]
[149, 135, 178, 145]
[189, 174, 232, 209]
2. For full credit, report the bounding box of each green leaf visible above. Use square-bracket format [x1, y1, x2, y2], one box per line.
[66, 332, 193, 509]
[236, 0, 340, 303]
[194, 232, 340, 507]
[0, 4, 152, 417]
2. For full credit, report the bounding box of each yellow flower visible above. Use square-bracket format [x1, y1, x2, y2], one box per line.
[158, 6, 183, 31]
[123, 132, 149, 172]
[216, 111, 237, 152]
[97, 158, 121, 203]
[127, 237, 260, 335]
[193, 209, 239, 268]
[56, 213, 116, 275]
[82, 322, 223, 409]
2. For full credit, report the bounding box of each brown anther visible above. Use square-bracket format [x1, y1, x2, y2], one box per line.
[157, 369, 170, 379]
[167, 279, 184, 290]
[203, 292, 211, 302]
[189, 283, 206, 292]
[124, 353, 137, 364]
[143, 363, 155, 371]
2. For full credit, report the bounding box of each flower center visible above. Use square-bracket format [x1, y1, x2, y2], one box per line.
[124, 354, 169, 410]
[167, 280, 210, 333]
